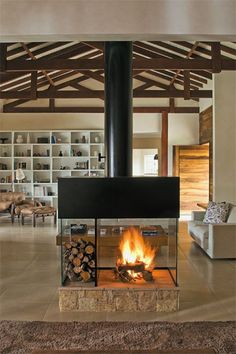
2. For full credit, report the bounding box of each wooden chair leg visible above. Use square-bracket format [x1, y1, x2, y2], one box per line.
[22, 214, 24, 225]
[11, 204, 15, 224]
[42, 215, 45, 222]
[33, 213, 36, 227]
[54, 212, 57, 225]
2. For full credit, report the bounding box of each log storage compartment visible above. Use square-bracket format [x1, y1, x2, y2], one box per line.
[58, 177, 180, 312]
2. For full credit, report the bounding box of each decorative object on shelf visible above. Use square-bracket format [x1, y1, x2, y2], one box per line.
[0, 163, 8, 170]
[36, 163, 41, 170]
[21, 162, 27, 169]
[0, 138, 8, 144]
[27, 149, 31, 157]
[37, 137, 49, 144]
[77, 151, 82, 156]
[43, 164, 50, 170]
[16, 135, 24, 144]
[1, 177, 5, 183]
[94, 136, 100, 143]
[26, 133, 30, 144]
[82, 135, 86, 143]
[59, 151, 63, 157]
[93, 150, 98, 157]
[47, 149, 50, 156]
[57, 138, 62, 143]
[51, 135, 56, 144]
[16, 168, 25, 183]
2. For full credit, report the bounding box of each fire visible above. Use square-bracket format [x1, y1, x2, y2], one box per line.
[118, 227, 156, 271]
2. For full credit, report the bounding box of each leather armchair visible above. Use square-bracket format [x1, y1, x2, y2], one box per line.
[0, 192, 25, 222]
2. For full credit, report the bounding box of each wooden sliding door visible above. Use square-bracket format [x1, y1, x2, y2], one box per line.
[173, 144, 209, 213]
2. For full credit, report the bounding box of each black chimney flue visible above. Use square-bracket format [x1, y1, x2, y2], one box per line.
[104, 42, 133, 177]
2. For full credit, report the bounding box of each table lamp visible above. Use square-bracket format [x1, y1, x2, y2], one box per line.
[16, 168, 25, 183]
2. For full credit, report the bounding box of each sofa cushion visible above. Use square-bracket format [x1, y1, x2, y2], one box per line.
[188, 221, 209, 250]
[228, 205, 236, 222]
[203, 201, 231, 224]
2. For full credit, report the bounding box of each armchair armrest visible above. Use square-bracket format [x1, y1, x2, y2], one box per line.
[34, 200, 43, 207]
[191, 211, 205, 222]
[208, 223, 236, 258]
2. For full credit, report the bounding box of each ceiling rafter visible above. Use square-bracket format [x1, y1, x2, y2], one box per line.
[148, 70, 202, 89]
[134, 42, 211, 83]
[7, 42, 69, 59]
[1, 40, 236, 114]
[21, 42, 55, 86]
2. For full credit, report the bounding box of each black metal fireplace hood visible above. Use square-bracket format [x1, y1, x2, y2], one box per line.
[58, 177, 179, 219]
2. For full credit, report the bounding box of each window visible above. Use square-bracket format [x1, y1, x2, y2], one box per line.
[144, 154, 158, 175]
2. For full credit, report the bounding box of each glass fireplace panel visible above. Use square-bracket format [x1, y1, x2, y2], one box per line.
[59, 217, 178, 288]
[97, 218, 178, 287]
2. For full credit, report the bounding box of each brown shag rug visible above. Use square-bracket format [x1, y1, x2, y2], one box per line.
[0, 321, 235, 354]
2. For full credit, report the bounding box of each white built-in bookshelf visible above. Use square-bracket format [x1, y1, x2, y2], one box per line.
[0, 130, 104, 208]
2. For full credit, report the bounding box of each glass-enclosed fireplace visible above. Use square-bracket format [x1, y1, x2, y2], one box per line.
[59, 177, 179, 291]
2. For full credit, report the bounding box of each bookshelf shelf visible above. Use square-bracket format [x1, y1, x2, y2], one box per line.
[0, 130, 104, 207]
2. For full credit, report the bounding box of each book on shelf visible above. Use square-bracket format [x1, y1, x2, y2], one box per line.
[34, 185, 48, 196]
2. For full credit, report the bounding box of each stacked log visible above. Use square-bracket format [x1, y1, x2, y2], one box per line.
[63, 239, 95, 282]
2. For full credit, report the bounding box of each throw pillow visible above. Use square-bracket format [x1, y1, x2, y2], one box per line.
[203, 201, 231, 224]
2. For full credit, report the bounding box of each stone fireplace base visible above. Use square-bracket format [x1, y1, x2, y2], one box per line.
[59, 270, 179, 312]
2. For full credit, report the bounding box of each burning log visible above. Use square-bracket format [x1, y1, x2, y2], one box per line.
[63, 239, 95, 282]
[115, 227, 156, 283]
[115, 260, 153, 283]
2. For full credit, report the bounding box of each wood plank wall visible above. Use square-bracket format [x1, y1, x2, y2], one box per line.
[199, 106, 213, 200]
[173, 144, 209, 213]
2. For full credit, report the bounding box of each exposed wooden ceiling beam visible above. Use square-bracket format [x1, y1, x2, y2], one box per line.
[183, 71, 190, 100]
[7, 42, 69, 59]
[0, 43, 7, 72]
[147, 70, 202, 89]
[0, 51, 102, 91]
[3, 57, 236, 72]
[211, 42, 221, 73]
[7, 42, 41, 57]
[150, 41, 200, 58]
[169, 42, 199, 86]
[3, 105, 199, 114]
[21, 42, 55, 86]
[0, 89, 212, 99]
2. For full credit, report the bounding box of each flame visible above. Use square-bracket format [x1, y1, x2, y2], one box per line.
[118, 227, 156, 270]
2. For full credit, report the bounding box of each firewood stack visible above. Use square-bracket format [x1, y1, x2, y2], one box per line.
[114, 260, 154, 282]
[63, 239, 95, 282]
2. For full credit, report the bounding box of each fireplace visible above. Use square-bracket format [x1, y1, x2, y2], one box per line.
[58, 42, 179, 312]
[58, 177, 179, 312]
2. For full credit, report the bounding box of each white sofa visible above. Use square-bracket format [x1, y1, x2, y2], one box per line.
[188, 208, 236, 259]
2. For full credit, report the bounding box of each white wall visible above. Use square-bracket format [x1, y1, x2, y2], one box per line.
[199, 80, 213, 113]
[0, 113, 161, 134]
[213, 72, 236, 217]
[168, 114, 199, 145]
[0, 0, 235, 41]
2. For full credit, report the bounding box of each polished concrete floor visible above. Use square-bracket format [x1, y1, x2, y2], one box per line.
[0, 216, 235, 322]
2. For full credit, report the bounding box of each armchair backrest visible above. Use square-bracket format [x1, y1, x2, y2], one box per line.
[0, 192, 25, 203]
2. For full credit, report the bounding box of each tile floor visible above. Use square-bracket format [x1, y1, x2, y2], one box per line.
[0, 216, 235, 322]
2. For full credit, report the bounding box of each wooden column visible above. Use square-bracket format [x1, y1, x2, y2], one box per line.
[161, 111, 168, 176]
